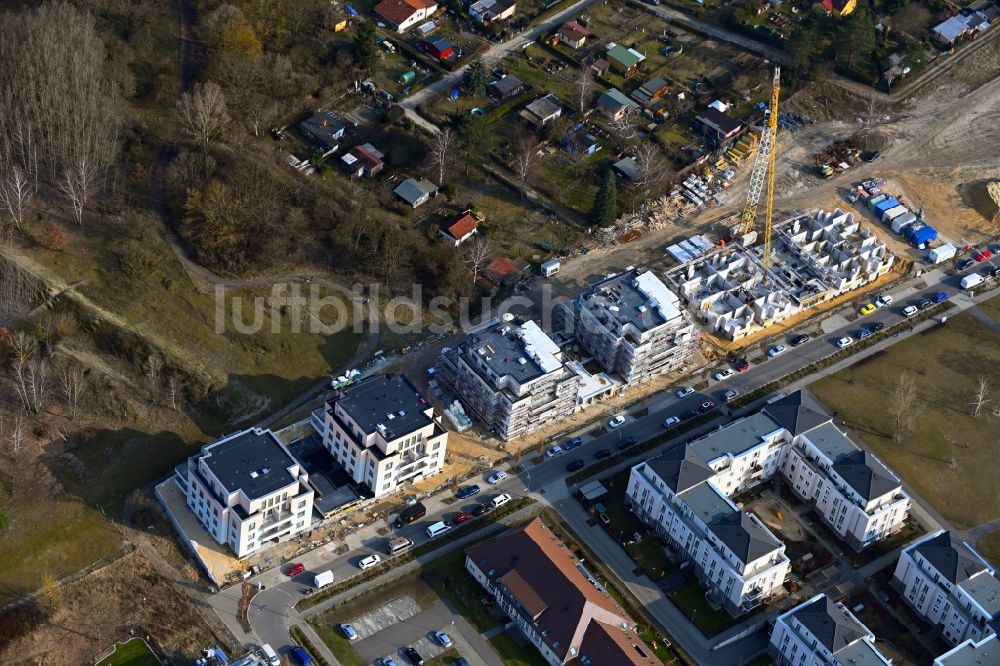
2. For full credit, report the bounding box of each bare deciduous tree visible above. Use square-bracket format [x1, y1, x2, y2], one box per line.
[0, 167, 32, 231]
[512, 140, 540, 196]
[59, 155, 98, 224]
[464, 236, 492, 283]
[970, 375, 992, 417]
[59, 365, 84, 419]
[857, 94, 886, 150]
[176, 81, 231, 157]
[890, 373, 918, 440]
[168, 376, 180, 411]
[145, 353, 163, 381]
[1, 412, 27, 454]
[429, 127, 453, 186]
[633, 143, 668, 196]
[577, 68, 594, 113]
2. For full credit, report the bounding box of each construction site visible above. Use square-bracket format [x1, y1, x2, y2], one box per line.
[665, 209, 896, 340]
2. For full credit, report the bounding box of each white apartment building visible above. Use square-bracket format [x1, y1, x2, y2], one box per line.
[781, 420, 910, 551]
[570, 269, 698, 385]
[626, 391, 911, 613]
[892, 530, 1000, 647]
[934, 633, 999, 666]
[314, 374, 448, 498]
[769, 594, 893, 666]
[184, 428, 314, 558]
[627, 439, 791, 615]
[435, 320, 581, 441]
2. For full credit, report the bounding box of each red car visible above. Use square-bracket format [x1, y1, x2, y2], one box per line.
[734, 358, 750, 372]
[974, 249, 992, 261]
[285, 562, 305, 577]
[698, 400, 716, 413]
[453, 511, 472, 525]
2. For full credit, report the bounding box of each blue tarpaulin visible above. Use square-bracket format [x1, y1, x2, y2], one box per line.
[345, 5, 358, 14]
[450, 88, 460, 100]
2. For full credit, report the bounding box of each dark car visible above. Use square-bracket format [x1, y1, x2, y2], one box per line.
[680, 408, 699, 420]
[734, 357, 750, 372]
[566, 459, 585, 472]
[789, 333, 810, 347]
[456, 485, 481, 499]
[992, 267, 1000, 279]
[291, 647, 312, 666]
[869, 321, 886, 332]
[451, 659, 470, 666]
[931, 292, 949, 303]
[918, 298, 934, 310]
[958, 258, 975, 270]
[563, 437, 584, 450]
[617, 437, 637, 450]
[403, 647, 424, 666]
[471, 504, 490, 517]
[698, 401, 716, 413]
[594, 448, 612, 459]
[862, 150, 881, 162]
[856, 328, 872, 340]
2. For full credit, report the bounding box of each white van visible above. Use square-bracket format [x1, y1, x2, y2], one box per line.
[261, 644, 280, 666]
[426, 521, 452, 538]
[387, 537, 414, 555]
[491, 493, 512, 509]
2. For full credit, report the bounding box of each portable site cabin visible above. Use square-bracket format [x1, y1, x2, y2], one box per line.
[905, 223, 937, 247]
[868, 194, 888, 209]
[399, 70, 416, 85]
[540, 259, 561, 277]
[928, 243, 956, 264]
[891, 212, 918, 234]
[873, 198, 901, 217]
[881, 205, 908, 223]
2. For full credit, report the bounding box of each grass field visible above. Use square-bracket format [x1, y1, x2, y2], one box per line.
[488, 632, 547, 666]
[810, 304, 1000, 529]
[977, 528, 1000, 569]
[668, 580, 740, 636]
[96, 638, 161, 666]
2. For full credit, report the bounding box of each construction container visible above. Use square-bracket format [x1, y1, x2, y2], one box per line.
[874, 198, 901, 216]
[868, 194, 888, 209]
[891, 212, 918, 234]
[399, 70, 416, 84]
[928, 243, 956, 264]
[905, 223, 938, 247]
[881, 205, 908, 223]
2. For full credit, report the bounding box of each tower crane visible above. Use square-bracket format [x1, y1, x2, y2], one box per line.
[737, 66, 781, 268]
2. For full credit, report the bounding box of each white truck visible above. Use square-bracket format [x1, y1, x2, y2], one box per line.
[314, 570, 334, 589]
[961, 273, 985, 290]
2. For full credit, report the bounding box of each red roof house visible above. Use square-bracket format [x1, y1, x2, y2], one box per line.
[439, 211, 479, 246]
[374, 0, 438, 32]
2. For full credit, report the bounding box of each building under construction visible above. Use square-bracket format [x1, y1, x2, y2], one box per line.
[665, 209, 895, 340]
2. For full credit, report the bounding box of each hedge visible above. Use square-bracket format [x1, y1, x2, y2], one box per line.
[290, 625, 331, 666]
[295, 497, 535, 611]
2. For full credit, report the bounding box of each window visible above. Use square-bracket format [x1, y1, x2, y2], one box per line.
[433, 442, 441, 450]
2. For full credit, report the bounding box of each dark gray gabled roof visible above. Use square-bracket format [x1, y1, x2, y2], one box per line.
[645, 445, 715, 494]
[708, 510, 780, 564]
[763, 390, 830, 436]
[791, 595, 866, 653]
[832, 449, 899, 501]
[914, 531, 989, 584]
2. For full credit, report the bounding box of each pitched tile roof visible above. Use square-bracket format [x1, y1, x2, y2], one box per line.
[466, 518, 650, 663]
[914, 531, 989, 584]
[644, 445, 715, 494]
[831, 449, 899, 502]
[763, 390, 830, 435]
[374, 0, 434, 26]
[441, 212, 478, 240]
[791, 595, 867, 653]
[708, 510, 781, 563]
[569, 619, 657, 666]
[560, 20, 591, 39]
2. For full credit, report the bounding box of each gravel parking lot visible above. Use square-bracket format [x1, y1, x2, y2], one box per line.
[349, 595, 421, 639]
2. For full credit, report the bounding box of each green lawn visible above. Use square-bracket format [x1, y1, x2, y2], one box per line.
[489, 632, 548, 666]
[419, 550, 504, 632]
[668, 581, 740, 637]
[810, 305, 1000, 529]
[977, 528, 1000, 569]
[96, 638, 161, 666]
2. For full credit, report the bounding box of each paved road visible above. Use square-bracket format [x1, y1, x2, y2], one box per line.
[210, 264, 1000, 663]
[400, 0, 597, 132]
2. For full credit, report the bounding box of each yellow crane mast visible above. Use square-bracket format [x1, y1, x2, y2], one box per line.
[738, 66, 781, 268]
